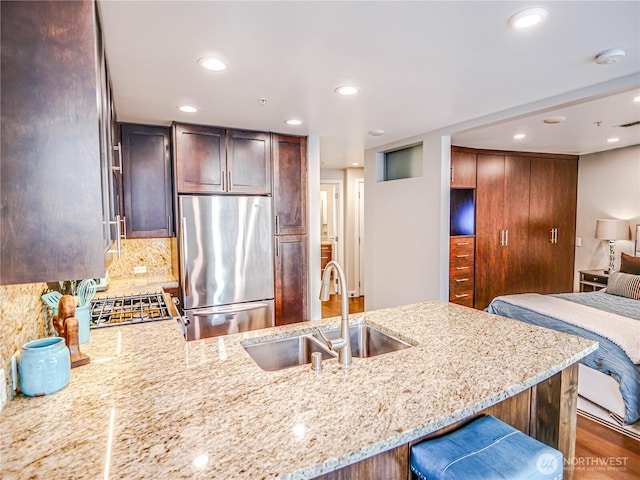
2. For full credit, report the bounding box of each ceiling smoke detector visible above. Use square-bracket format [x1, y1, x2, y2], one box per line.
[595, 48, 626, 65]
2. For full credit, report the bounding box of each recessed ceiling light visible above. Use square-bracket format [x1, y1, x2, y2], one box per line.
[368, 129, 386, 136]
[285, 119, 303, 126]
[595, 48, 626, 65]
[197, 57, 227, 71]
[178, 105, 199, 113]
[508, 7, 548, 29]
[543, 116, 566, 124]
[607, 137, 619, 143]
[334, 85, 359, 96]
[633, 95, 640, 103]
[513, 133, 526, 140]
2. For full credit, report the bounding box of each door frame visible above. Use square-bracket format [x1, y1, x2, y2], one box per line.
[355, 177, 365, 297]
[319, 179, 344, 272]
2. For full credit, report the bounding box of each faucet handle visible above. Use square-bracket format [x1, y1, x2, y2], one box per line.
[316, 327, 332, 347]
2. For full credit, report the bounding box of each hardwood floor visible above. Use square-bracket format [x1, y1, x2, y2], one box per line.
[574, 414, 640, 480]
[321, 294, 365, 318]
[320, 295, 639, 477]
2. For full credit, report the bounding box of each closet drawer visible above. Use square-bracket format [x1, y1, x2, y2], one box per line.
[449, 236, 475, 308]
[449, 281, 474, 307]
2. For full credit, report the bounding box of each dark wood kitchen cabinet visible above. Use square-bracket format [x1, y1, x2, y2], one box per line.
[173, 124, 271, 194]
[275, 235, 308, 325]
[273, 134, 308, 325]
[273, 134, 307, 235]
[121, 124, 174, 238]
[1, 0, 107, 284]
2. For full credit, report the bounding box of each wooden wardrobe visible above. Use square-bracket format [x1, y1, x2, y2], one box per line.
[450, 147, 578, 310]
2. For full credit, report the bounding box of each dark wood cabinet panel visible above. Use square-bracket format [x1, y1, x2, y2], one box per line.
[174, 124, 225, 193]
[121, 124, 174, 238]
[227, 130, 271, 194]
[475, 155, 531, 308]
[275, 235, 308, 325]
[528, 157, 577, 293]
[273, 134, 307, 235]
[451, 148, 477, 187]
[1, 0, 105, 284]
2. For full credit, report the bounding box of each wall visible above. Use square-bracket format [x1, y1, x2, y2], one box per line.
[574, 145, 640, 289]
[364, 133, 450, 311]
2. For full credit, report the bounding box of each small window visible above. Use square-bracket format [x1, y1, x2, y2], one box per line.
[381, 144, 423, 181]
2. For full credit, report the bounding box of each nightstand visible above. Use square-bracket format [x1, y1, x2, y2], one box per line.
[579, 269, 609, 292]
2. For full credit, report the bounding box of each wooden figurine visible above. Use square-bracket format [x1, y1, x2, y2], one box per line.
[54, 295, 90, 368]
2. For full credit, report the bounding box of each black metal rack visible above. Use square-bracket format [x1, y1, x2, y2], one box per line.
[90, 292, 172, 328]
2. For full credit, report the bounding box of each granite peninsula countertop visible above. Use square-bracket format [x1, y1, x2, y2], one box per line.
[0, 301, 597, 479]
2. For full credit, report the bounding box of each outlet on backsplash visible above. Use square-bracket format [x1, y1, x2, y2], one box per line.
[133, 266, 147, 275]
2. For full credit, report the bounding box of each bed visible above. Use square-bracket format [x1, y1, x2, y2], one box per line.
[486, 269, 640, 426]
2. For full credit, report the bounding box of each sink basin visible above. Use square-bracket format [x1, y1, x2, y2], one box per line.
[243, 334, 337, 371]
[243, 323, 412, 371]
[316, 324, 413, 359]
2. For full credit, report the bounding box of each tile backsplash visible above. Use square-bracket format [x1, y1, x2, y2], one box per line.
[0, 282, 47, 401]
[107, 238, 173, 279]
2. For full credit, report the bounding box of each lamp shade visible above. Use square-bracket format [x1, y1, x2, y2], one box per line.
[595, 219, 630, 240]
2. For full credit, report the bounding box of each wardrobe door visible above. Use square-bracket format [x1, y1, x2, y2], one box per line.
[503, 155, 531, 295]
[529, 157, 577, 293]
[475, 155, 507, 309]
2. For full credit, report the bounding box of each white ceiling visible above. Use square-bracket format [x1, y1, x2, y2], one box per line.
[98, 1, 640, 169]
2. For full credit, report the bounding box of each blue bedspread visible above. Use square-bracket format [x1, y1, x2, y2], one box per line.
[486, 293, 640, 424]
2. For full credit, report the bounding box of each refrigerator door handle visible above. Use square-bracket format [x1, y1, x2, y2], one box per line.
[191, 303, 270, 316]
[181, 216, 189, 297]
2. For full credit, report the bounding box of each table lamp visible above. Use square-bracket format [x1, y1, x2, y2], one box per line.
[595, 219, 630, 273]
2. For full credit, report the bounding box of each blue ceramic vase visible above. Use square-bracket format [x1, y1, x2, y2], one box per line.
[19, 337, 71, 396]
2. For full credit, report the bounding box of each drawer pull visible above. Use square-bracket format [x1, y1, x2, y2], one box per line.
[455, 294, 470, 299]
[455, 278, 469, 283]
[455, 266, 470, 270]
[456, 254, 470, 258]
[455, 242, 470, 246]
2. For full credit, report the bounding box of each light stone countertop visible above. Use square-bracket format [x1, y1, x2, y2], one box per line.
[0, 301, 597, 479]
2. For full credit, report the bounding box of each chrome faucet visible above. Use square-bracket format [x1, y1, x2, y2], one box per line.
[318, 260, 352, 368]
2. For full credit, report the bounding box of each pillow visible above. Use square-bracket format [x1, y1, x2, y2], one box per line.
[620, 252, 640, 275]
[606, 271, 640, 300]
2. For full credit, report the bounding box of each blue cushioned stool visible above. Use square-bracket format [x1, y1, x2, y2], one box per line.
[410, 415, 563, 480]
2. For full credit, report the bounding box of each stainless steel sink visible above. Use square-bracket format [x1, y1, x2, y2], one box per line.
[242, 334, 337, 371]
[317, 324, 413, 359]
[242, 323, 412, 371]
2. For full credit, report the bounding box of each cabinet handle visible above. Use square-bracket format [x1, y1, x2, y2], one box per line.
[499, 230, 504, 246]
[275, 215, 279, 234]
[228, 171, 232, 191]
[504, 230, 509, 246]
[456, 242, 470, 246]
[275, 237, 280, 257]
[455, 266, 470, 270]
[554, 228, 558, 244]
[222, 170, 226, 191]
[180, 217, 189, 297]
[451, 165, 455, 184]
[455, 294, 470, 299]
[121, 216, 127, 240]
[456, 254, 470, 258]
[455, 278, 469, 283]
[112, 142, 123, 175]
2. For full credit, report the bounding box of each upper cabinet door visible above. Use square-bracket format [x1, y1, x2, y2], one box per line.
[451, 149, 477, 188]
[227, 130, 271, 194]
[1, 0, 105, 284]
[121, 124, 174, 238]
[174, 123, 225, 193]
[273, 134, 307, 235]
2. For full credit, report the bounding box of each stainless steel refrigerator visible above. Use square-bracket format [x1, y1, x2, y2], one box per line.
[178, 195, 274, 340]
